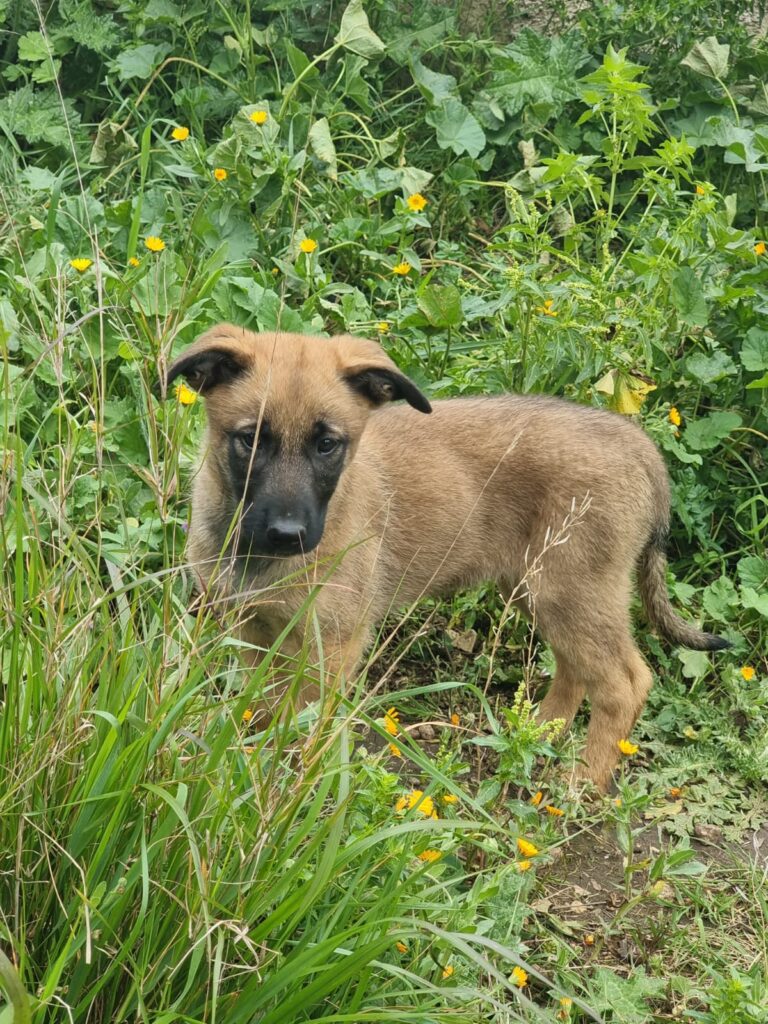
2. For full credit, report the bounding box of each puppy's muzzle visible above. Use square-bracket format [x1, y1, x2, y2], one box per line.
[265, 516, 308, 552]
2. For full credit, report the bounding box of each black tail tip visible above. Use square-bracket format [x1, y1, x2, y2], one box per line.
[704, 634, 732, 652]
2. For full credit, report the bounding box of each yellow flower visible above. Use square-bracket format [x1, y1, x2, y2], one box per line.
[511, 966, 528, 988]
[442, 965, 454, 979]
[530, 790, 543, 807]
[87, 420, 98, 433]
[740, 665, 755, 681]
[383, 707, 399, 736]
[213, 167, 228, 181]
[683, 725, 698, 739]
[407, 193, 427, 212]
[418, 849, 442, 863]
[668, 406, 682, 427]
[395, 941, 408, 953]
[516, 859, 532, 872]
[517, 838, 539, 858]
[695, 184, 705, 195]
[174, 382, 198, 406]
[171, 126, 189, 141]
[250, 110, 269, 125]
[128, 257, 140, 267]
[300, 238, 318, 254]
[535, 298, 558, 317]
[669, 786, 683, 798]
[560, 997, 573, 1009]
[242, 708, 253, 723]
[377, 321, 390, 333]
[389, 743, 402, 758]
[584, 933, 595, 946]
[754, 241, 766, 256]
[442, 793, 458, 805]
[614, 797, 622, 808]
[618, 739, 639, 756]
[392, 261, 411, 276]
[395, 790, 437, 819]
[545, 805, 564, 816]
[69, 258, 93, 273]
[450, 712, 460, 726]
[145, 236, 165, 253]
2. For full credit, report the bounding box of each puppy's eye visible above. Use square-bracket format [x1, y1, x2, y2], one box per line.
[316, 436, 340, 455]
[238, 431, 257, 449]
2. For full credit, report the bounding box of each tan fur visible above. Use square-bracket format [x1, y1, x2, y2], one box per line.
[169, 324, 726, 791]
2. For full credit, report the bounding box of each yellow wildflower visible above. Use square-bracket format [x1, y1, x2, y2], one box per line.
[171, 126, 189, 141]
[530, 790, 543, 807]
[535, 298, 558, 317]
[395, 941, 408, 953]
[395, 790, 437, 819]
[683, 725, 698, 739]
[560, 997, 573, 1009]
[69, 258, 92, 273]
[300, 238, 318, 254]
[450, 712, 460, 726]
[392, 261, 411, 276]
[377, 321, 390, 333]
[128, 256, 140, 267]
[740, 666, 755, 682]
[145, 236, 165, 253]
[389, 743, 402, 758]
[668, 406, 682, 427]
[242, 708, 253, 723]
[250, 110, 269, 125]
[511, 966, 528, 988]
[442, 965, 454, 979]
[383, 707, 399, 736]
[174, 382, 198, 406]
[213, 167, 228, 181]
[418, 849, 442, 863]
[618, 739, 639, 756]
[614, 798, 622, 808]
[584, 933, 595, 946]
[754, 241, 766, 256]
[517, 838, 539, 858]
[516, 859, 532, 872]
[442, 793, 458, 805]
[695, 184, 705, 195]
[669, 786, 683, 798]
[407, 193, 427, 212]
[545, 805, 564, 817]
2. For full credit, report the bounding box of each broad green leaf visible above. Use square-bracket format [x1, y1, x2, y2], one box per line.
[411, 58, 457, 106]
[669, 267, 708, 326]
[746, 372, 768, 389]
[741, 587, 768, 618]
[89, 120, 138, 166]
[741, 326, 768, 371]
[17, 31, 52, 62]
[681, 37, 729, 80]
[334, 0, 385, 60]
[486, 30, 590, 120]
[416, 284, 463, 328]
[702, 575, 739, 623]
[683, 411, 741, 451]
[685, 349, 736, 383]
[112, 43, 170, 82]
[737, 555, 768, 591]
[426, 99, 486, 157]
[308, 117, 337, 180]
[589, 967, 666, 1024]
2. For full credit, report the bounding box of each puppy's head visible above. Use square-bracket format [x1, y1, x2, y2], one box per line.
[165, 324, 431, 559]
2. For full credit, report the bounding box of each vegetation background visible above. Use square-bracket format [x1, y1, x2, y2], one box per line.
[0, 0, 766, 1021]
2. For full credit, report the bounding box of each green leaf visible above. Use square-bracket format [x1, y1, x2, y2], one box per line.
[416, 284, 463, 328]
[741, 326, 768, 371]
[308, 117, 337, 180]
[670, 267, 708, 326]
[681, 37, 730, 80]
[741, 587, 768, 618]
[334, 0, 385, 60]
[426, 99, 486, 158]
[486, 30, 590, 121]
[702, 575, 739, 623]
[410, 58, 457, 106]
[89, 120, 138, 166]
[737, 555, 768, 591]
[112, 43, 170, 82]
[589, 967, 665, 1024]
[683, 411, 741, 451]
[685, 349, 736, 383]
[17, 31, 53, 62]
[746, 372, 768, 389]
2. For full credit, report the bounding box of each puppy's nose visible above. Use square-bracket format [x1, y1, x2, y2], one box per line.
[266, 518, 307, 549]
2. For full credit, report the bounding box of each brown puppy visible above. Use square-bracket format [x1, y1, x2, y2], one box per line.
[166, 323, 728, 789]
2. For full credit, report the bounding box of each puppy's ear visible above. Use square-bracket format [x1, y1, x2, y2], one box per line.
[164, 324, 252, 396]
[339, 336, 431, 414]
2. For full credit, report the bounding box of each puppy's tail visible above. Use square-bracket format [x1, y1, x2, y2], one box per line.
[638, 526, 730, 651]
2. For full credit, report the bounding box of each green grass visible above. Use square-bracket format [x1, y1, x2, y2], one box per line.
[1, 0, 767, 1021]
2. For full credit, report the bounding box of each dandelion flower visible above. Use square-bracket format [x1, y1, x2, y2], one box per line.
[535, 298, 558, 317]
[584, 933, 595, 946]
[545, 805, 564, 817]
[213, 167, 228, 181]
[754, 241, 766, 256]
[530, 790, 543, 807]
[511, 966, 528, 988]
[442, 793, 458, 805]
[389, 743, 402, 758]
[383, 707, 399, 736]
[418, 849, 442, 863]
[395, 790, 437, 818]
[442, 965, 454, 979]
[560, 997, 573, 1009]
[392, 261, 411, 276]
[377, 321, 390, 333]
[618, 739, 639, 756]
[145, 236, 165, 253]
[395, 941, 408, 953]
[740, 666, 755, 681]
[516, 859, 532, 872]
[450, 712, 460, 726]
[250, 110, 269, 125]
[242, 708, 253, 723]
[614, 797, 622, 808]
[300, 238, 318, 254]
[171, 126, 190, 141]
[669, 786, 683, 798]
[668, 406, 681, 427]
[70, 258, 93, 273]
[695, 184, 705, 195]
[128, 256, 140, 267]
[407, 193, 427, 212]
[517, 838, 539, 858]
[174, 382, 198, 406]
